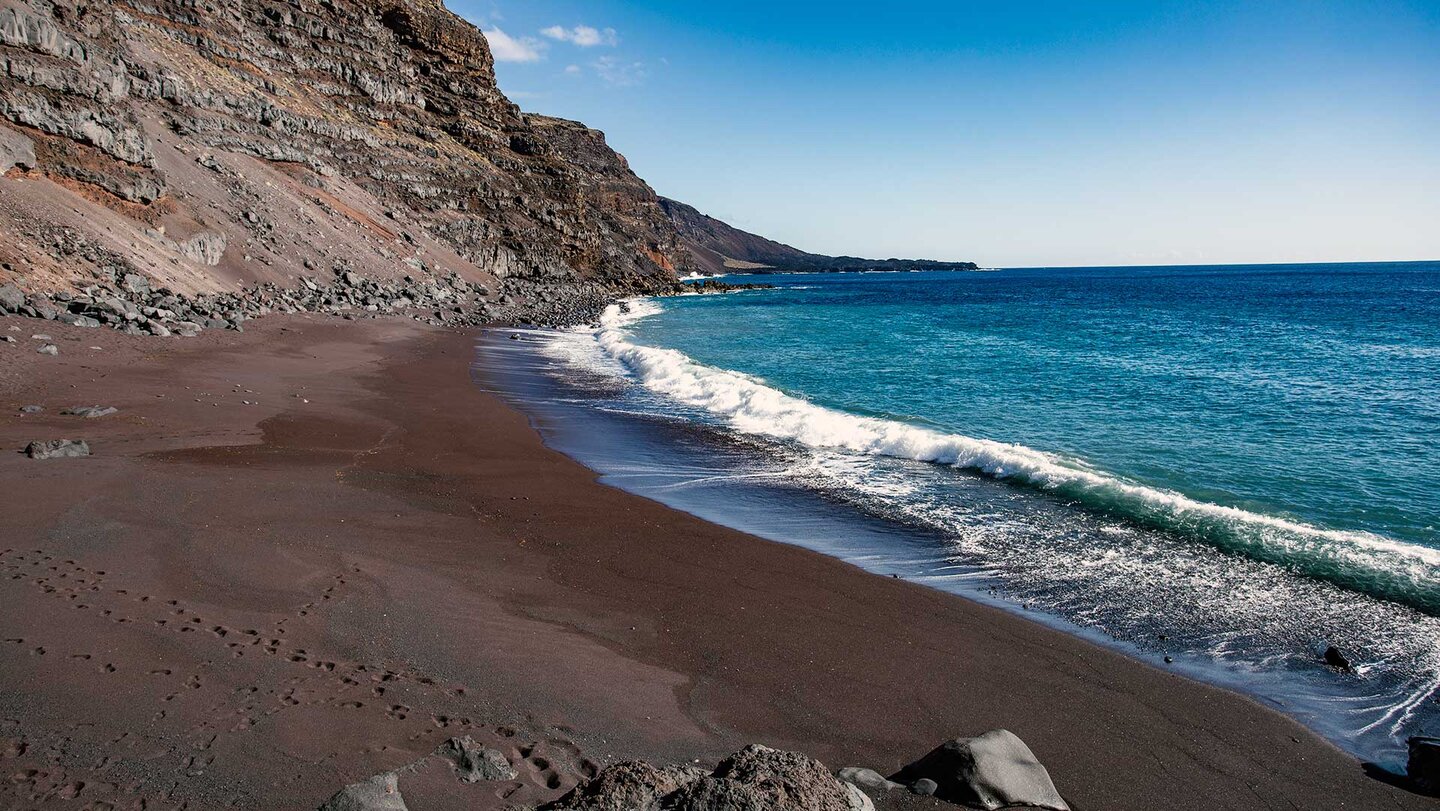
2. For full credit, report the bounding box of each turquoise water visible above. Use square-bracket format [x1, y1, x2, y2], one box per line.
[527, 262, 1440, 764]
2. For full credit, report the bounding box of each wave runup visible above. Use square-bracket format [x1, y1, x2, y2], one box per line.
[587, 300, 1440, 613]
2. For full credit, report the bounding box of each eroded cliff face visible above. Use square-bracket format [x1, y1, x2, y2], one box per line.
[0, 0, 693, 310]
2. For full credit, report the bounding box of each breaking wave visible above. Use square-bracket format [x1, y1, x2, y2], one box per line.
[591, 300, 1440, 615]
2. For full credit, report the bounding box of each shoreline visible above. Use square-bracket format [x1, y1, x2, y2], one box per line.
[0, 314, 1432, 809]
[488, 291, 1437, 770]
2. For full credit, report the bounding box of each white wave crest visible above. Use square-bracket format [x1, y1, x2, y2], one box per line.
[590, 300, 1440, 604]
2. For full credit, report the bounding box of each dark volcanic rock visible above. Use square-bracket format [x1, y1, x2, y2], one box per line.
[891, 729, 1068, 811]
[1324, 645, 1352, 671]
[24, 439, 89, 459]
[909, 778, 937, 797]
[1409, 736, 1440, 795]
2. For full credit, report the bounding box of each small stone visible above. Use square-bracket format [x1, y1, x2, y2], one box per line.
[20, 405, 42, 414]
[837, 767, 903, 794]
[911, 778, 938, 796]
[36, 343, 58, 356]
[25, 440, 90, 459]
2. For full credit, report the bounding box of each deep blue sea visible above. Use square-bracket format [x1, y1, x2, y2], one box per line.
[492, 262, 1440, 767]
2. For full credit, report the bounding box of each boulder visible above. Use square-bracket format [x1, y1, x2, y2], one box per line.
[1410, 736, 1440, 795]
[694, 743, 869, 811]
[179, 231, 227, 265]
[36, 343, 58, 355]
[19, 405, 43, 414]
[1324, 645, 1352, 671]
[543, 746, 868, 811]
[25, 439, 90, 459]
[0, 125, 35, 173]
[27, 296, 57, 320]
[890, 730, 1068, 811]
[121, 273, 152, 295]
[56, 312, 101, 328]
[541, 761, 707, 811]
[316, 772, 406, 811]
[433, 736, 516, 783]
[0, 283, 24, 312]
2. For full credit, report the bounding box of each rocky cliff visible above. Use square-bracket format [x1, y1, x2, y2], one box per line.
[0, 0, 696, 321]
[659, 197, 979, 276]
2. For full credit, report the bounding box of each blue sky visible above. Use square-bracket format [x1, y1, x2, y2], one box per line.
[458, 1, 1440, 267]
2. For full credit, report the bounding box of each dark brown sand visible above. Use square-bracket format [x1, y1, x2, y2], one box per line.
[0, 314, 1432, 810]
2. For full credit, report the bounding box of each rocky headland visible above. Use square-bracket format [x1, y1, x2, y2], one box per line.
[657, 197, 980, 276]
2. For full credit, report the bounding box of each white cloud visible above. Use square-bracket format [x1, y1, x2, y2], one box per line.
[541, 25, 618, 47]
[592, 55, 646, 86]
[564, 64, 582, 75]
[482, 27, 544, 62]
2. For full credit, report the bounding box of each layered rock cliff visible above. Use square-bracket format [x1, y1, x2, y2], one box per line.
[0, 0, 696, 319]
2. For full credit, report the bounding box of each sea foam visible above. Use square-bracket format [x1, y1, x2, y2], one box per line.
[588, 299, 1440, 613]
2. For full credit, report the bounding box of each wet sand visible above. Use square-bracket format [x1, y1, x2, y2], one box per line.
[0, 313, 1431, 810]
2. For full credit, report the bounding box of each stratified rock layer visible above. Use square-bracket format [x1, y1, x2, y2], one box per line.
[0, 0, 694, 316]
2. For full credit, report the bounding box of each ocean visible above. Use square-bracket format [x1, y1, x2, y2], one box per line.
[483, 261, 1440, 768]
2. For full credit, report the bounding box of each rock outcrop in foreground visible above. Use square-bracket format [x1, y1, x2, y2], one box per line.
[306, 732, 1073, 810]
[541, 745, 873, 811]
[0, 0, 697, 320]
